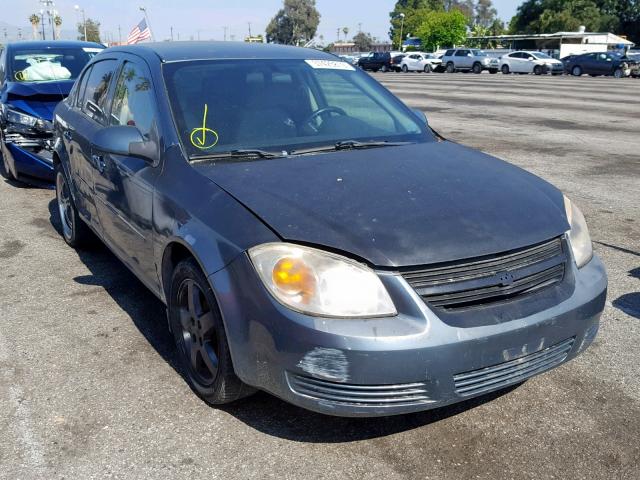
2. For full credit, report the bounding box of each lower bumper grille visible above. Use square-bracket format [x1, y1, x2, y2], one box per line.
[287, 373, 432, 407]
[453, 337, 575, 397]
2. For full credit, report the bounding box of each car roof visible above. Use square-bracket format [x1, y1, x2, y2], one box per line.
[103, 41, 337, 63]
[7, 40, 105, 51]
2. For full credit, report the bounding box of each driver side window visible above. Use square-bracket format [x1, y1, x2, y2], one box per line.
[110, 60, 156, 139]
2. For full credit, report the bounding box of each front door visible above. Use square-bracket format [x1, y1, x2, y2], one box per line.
[92, 57, 160, 285]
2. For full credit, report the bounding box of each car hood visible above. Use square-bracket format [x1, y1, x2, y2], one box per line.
[4, 80, 73, 121]
[196, 141, 569, 268]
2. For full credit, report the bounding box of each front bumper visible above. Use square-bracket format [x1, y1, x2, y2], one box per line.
[211, 253, 607, 417]
[1, 136, 55, 183]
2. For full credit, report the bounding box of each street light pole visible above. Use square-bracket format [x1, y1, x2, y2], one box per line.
[75, 5, 86, 41]
[398, 13, 405, 51]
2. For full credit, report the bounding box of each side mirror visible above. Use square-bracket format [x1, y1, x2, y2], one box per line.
[412, 108, 428, 126]
[93, 125, 157, 163]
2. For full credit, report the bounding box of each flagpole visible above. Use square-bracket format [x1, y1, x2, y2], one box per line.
[139, 6, 155, 41]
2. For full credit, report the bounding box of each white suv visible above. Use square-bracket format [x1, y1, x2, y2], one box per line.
[442, 48, 500, 74]
[399, 52, 442, 73]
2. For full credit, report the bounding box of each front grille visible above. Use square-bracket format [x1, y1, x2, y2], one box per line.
[453, 337, 575, 397]
[287, 373, 432, 407]
[401, 237, 566, 310]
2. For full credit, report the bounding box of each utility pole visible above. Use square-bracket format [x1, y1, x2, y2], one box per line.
[40, 10, 46, 40]
[248, 22, 252, 38]
[223, 26, 228, 41]
[18, 28, 22, 40]
[75, 5, 87, 42]
[170, 26, 173, 41]
[358, 23, 362, 33]
[118, 24, 121, 44]
[139, 6, 155, 41]
[336, 28, 340, 42]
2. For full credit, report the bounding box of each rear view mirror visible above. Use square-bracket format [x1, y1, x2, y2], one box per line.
[412, 108, 428, 126]
[92, 125, 157, 163]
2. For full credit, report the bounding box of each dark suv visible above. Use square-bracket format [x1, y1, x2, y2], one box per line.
[357, 52, 392, 72]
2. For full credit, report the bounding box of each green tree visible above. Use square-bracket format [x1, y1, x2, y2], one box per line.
[388, 0, 445, 43]
[416, 9, 468, 50]
[266, 0, 320, 45]
[352, 31, 374, 51]
[77, 18, 101, 43]
[474, 0, 498, 28]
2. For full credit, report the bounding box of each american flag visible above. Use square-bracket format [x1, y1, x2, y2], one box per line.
[127, 18, 152, 44]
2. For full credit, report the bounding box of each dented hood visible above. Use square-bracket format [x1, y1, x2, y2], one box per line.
[4, 80, 73, 121]
[196, 141, 569, 267]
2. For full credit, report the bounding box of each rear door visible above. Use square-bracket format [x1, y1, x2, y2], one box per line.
[455, 49, 470, 69]
[92, 55, 160, 284]
[65, 58, 119, 226]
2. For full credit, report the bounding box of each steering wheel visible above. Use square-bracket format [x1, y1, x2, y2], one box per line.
[302, 106, 347, 132]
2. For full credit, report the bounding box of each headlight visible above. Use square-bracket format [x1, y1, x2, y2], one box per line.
[563, 195, 593, 268]
[5, 108, 38, 128]
[248, 243, 397, 318]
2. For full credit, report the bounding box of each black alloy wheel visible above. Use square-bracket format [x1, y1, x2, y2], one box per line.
[534, 65, 543, 75]
[169, 258, 253, 405]
[54, 163, 92, 247]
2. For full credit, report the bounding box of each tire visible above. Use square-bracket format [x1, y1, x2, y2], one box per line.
[446, 62, 455, 73]
[55, 163, 93, 248]
[501, 64, 510, 75]
[402, 64, 408, 73]
[381, 64, 389, 73]
[534, 65, 543, 75]
[613, 68, 623, 79]
[423, 64, 431, 73]
[169, 258, 254, 405]
[0, 132, 16, 180]
[571, 65, 582, 76]
[472, 62, 482, 74]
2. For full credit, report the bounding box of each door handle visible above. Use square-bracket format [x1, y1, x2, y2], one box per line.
[92, 154, 105, 173]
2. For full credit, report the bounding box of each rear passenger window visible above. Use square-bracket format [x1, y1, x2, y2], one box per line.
[81, 59, 118, 123]
[110, 60, 156, 139]
[455, 50, 467, 57]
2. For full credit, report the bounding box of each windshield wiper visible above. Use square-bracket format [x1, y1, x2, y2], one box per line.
[191, 149, 284, 162]
[290, 140, 414, 156]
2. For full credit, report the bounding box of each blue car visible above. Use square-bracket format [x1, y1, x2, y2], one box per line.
[53, 42, 606, 417]
[0, 40, 104, 185]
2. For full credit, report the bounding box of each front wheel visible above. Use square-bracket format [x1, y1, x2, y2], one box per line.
[472, 62, 482, 74]
[0, 134, 16, 180]
[55, 163, 93, 248]
[423, 64, 431, 73]
[501, 64, 510, 75]
[534, 65, 543, 75]
[381, 64, 389, 73]
[169, 259, 254, 405]
[613, 68, 624, 79]
[571, 66, 582, 76]
[402, 64, 409, 73]
[446, 62, 455, 73]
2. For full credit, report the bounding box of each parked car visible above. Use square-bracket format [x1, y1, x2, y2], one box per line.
[0, 40, 104, 184]
[357, 51, 392, 72]
[400, 52, 442, 73]
[390, 54, 406, 72]
[338, 55, 358, 66]
[53, 42, 606, 417]
[562, 51, 638, 78]
[500, 51, 564, 75]
[442, 48, 500, 74]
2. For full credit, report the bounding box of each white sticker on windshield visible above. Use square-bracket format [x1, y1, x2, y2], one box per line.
[82, 47, 104, 53]
[305, 59, 355, 71]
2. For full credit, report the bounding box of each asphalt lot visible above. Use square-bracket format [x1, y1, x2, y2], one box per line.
[1, 72, 639, 479]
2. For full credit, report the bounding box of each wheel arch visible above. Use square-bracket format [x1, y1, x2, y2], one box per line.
[160, 239, 211, 304]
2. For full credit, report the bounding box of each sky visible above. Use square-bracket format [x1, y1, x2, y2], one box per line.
[1, 0, 520, 43]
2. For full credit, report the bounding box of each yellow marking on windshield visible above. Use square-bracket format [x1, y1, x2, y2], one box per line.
[189, 103, 219, 150]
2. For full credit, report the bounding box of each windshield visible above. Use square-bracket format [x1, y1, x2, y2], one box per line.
[532, 52, 553, 59]
[9, 46, 103, 83]
[163, 59, 432, 158]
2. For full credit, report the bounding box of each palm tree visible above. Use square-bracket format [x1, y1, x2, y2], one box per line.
[53, 15, 62, 40]
[342, 27, 349, 42]
[29, 14, 40, 40]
